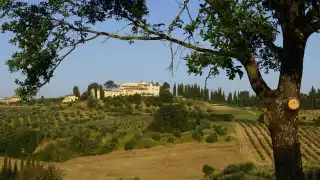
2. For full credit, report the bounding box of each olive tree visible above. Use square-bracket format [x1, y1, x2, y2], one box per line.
[1, 0, 320, 179]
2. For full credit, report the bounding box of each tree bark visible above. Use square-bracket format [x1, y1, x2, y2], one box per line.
[266, 27, 307, 180]
[267, 100, 305, 180]
[242, 24, 308, 179]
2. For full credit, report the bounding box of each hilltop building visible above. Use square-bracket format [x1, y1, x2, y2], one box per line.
[91, 80, 160, 99]
[62, 94, 78, 103]
[1, 95, 21, 104]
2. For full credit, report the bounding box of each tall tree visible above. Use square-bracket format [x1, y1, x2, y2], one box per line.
[73, 86, 80, 98]
[161, 82, 170, 91]
[87, 83, 99, 93]
[3, 0, 320, 179]
[173, 83, 177, 96]
[104, 80, 118, 90]
[99, 85, 105, 100]
[227, 92, 232, 104]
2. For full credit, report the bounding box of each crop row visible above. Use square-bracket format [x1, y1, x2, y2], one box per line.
[243, 123, 273, 162]
[252, 124, 274, 163]
[238, 122, 320, 164]
[238, 122, 265, 161]
[257, 123, 319, 162]
[298, 129, 320, 161]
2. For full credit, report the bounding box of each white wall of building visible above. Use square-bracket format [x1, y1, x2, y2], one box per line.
[91, 81, 160, 99]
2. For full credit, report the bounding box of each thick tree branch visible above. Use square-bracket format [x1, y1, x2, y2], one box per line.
[55, 18, 275, 101]
[304, 20, 320, 36]
[64, 22, 231, 56]
[242, 55, 278, 100]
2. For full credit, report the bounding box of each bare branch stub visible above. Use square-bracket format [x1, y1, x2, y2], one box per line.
[168, 0, 190, 76]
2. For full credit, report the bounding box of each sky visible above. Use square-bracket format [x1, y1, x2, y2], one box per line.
[1, 0, 320, 98]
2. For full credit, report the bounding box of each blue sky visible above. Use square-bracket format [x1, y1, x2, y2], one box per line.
[1, 0, 320, 98]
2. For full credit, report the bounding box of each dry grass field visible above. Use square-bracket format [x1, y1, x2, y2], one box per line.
[0, 122, 319, 180]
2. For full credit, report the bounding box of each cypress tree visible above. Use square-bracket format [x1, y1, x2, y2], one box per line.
[94, 87, 98, 99]
[13, 161, 17, 175]
[99, 85, 105, 100]
[173, 83, 177, 96]
[3, 155, 8, 172]
[180, 83, 184, 96]
[31, 158, 35, 167]
[20, 158, 24, 174]
[227, 92, 232, 104]
[25, 157, 30, 168]
[197, 85, 201, 98]
[200, 88, 204, 99]
[8, 158, 12, 176]
[184, 85, 188, 98]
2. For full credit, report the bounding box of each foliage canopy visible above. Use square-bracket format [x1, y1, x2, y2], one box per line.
[1, 0, 320, 101]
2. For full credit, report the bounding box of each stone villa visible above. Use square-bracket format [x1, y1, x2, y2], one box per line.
[1, 95, 21, 104]
[62, 94, 78, 103]
[91, 80, 160, 99]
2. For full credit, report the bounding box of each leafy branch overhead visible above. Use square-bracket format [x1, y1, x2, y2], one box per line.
[1, 0, 320, 100]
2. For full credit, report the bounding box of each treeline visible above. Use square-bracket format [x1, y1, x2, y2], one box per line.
[0, 155, 62, 180]
[172, 83, 264, 108]
[300, 86, 320, 109]
[173, 83, 320, 110]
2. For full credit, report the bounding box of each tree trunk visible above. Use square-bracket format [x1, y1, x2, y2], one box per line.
[267, 101, 305, 180]
[266, 28, 307, 179]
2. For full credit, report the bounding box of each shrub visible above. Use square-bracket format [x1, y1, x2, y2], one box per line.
[225, 135, 232, 142]
[173, 130, 182, 138]
[140, 138, 155, 149]
[195, 126, 204, 136]
[134, 132, 142, 140]
[257, 113, 264, 124]
[99, 142, 117, 154]
[206, 133, 218, 143]
[159, 89, 173, 103]
[192, 131, 202, 142]
[124, 142, 134, 151]
[203, 122, 211, 129]
[167, 137, 174, 143]
[151, 133, 161, 141]
[82, 139, 100, 154]
[149, 104, 193, 132]
[202, 164, 215, 176]
[3, 130, 42, 158]
[214, 125, 228, 136]
[114, 131, 127, 139]
[87, 95, 99, 108]
[124, 138, 136, 150]
[223, 162, 255, 174]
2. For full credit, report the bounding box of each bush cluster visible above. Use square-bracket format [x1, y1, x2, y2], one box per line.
[149, 104, 194, 132]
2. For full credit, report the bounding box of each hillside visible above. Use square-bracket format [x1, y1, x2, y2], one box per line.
[0, 99, 319, 179]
